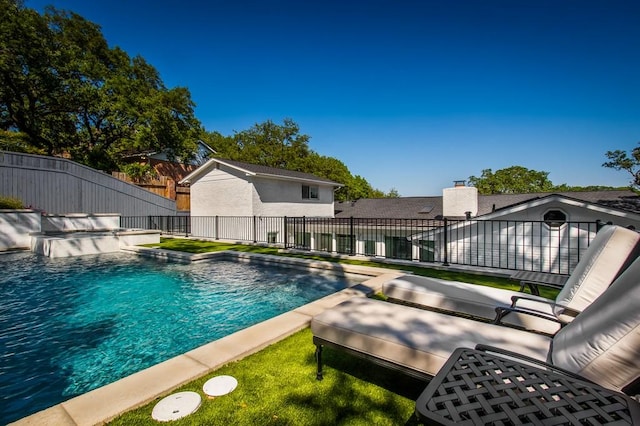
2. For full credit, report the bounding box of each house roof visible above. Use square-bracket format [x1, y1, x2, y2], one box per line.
[334, 197, 444, 219]
[179, 158, 342, 187]
[334, 190, 640, 219]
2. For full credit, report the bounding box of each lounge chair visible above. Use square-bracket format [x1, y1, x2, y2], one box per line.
[382, 224, 640, 334]
[311, 253, 640, 394]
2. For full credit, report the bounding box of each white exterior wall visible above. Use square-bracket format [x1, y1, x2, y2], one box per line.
[442, 221, 594, 274]
[189, 166, 253, 216]
[443, 186, 478, 217]
[188, 163, 336, 240]
[41, 213, 121, 232]
[0, 210, 41, 250]
[437, 198, 640, 273]
[252, 177, 335, 217]
[485, 201, 640, 229]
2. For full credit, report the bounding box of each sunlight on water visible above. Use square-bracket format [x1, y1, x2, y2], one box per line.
[0, 252, 363, 424]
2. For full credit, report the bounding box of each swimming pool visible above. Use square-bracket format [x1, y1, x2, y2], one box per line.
[0, 251, 364, 424]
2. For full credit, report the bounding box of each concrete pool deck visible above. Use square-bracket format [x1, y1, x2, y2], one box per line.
[12, 248, 403, 426]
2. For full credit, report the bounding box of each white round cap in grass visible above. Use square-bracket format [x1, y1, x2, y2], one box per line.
[203, 375, 238, 397]
[151, 391, 201, 422]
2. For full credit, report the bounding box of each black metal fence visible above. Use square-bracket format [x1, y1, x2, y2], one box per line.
[122, 216, 191, 236]
[285, 217, 601, 274]
[120, 215, 603, 274]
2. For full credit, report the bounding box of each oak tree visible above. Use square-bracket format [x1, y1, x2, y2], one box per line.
[603, 144, 640, 188]
[468, 166, 554, 194]
[0, 0, 202, 171]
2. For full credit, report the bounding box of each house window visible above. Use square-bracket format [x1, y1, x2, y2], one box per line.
[267, 232, 278, 244]
[295, 232, 310, 248]
[364, 240, 376, 256]
[544, 210, 567, 228]
[336, 234, 353, 254]
[302, 185, 319, 199]
[316, 233, 333, 252]
[385, 236, 412, 260]
[419, 240, 435, 262]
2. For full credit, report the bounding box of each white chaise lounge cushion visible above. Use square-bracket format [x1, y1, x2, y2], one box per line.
[382, 225, 640, 334]
[551, 255, 640, 392]
[553, 224, 640, 318]
[382, 275, 512, 319]
[310, 297, 552, 378]
[383, 275, 562, 334]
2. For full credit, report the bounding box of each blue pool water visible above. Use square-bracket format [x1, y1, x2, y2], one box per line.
[0, 252, 364, 424]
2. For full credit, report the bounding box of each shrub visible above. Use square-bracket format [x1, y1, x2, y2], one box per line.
[121, 163, 158, 182]
[0, 196, 24, 209]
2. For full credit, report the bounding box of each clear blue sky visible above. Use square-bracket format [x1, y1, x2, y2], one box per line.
[27, 0, 640, 196]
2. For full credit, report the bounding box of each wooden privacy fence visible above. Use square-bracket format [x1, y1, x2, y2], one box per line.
[112, 172, 190, 211]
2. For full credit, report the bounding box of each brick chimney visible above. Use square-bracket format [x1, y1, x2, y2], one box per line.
[442, 180, 478, 218]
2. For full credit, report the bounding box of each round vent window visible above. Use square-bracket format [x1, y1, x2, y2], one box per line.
[544, 210, 567, 227]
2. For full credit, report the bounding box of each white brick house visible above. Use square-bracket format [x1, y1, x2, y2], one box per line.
[181, 158, 340, 217]
[180, 158, 341, 242]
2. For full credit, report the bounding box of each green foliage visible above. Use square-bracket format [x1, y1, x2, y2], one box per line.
[207, 119, 389, 201]
[0, 130, 45, 154]
[0, 195, 24, 209]
[386, 188, 400, 198]
[551, 184, 631, 192]
[1, 1, 381, 194]
[468, 165, 629, 195]
[229, 118, 311, 170]
[468, 166, 554, 195]
[0, 1, 202, 171]
[121, 163, 157, 182]
[603, 144, 640, 188]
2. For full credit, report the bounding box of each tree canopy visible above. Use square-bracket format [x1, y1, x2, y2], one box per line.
[603, 144, 640, 189]
[468, 166, 554, 194]
[204, 119, 397, 201]
[469, 164, 629, 195]
[0, 2, 394, 199]
[0, 0, 202, 170]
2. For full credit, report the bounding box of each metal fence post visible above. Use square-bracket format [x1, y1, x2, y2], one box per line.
[253, 215, 257, 243]
[595, 219, 603, 232]
[442, 218, 449, 266]
[283, 216, 288, 248]
[303, 216, 307, 249]
[215, 215, 219, 240]
[350, 216, 355, 255]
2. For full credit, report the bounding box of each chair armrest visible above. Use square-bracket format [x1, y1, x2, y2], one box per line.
[510, 294, 555, 307]
[512, 271, 569, 295]
[511, 295, 581, 318]
[494, 305, 565, 328]
[474, 344, 597, 384]
[496, 297, 581, 328]
[510, 295, 581, 317]
[518, 280, 565, 293]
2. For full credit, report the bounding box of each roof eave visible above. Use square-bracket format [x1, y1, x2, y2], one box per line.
[477, 193, 640, 220]
[179, 158, 341, 187]
[253, 172, 342, 187]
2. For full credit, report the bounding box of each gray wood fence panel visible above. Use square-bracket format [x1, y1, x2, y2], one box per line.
[0, 152, 176, 216]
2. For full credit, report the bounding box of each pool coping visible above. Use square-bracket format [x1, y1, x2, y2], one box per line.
[11, 248, 406, 426]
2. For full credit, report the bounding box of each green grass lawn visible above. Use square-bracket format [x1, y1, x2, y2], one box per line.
[109, 328, 425, 425]
[145, 237, 560, 300]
